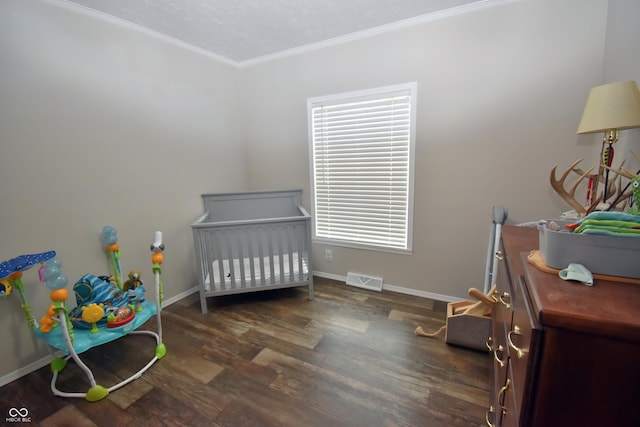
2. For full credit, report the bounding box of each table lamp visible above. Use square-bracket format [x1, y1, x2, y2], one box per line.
[577, 80, 640, 203]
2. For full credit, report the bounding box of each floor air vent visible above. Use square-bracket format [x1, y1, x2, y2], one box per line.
[346, 272, 383, 292]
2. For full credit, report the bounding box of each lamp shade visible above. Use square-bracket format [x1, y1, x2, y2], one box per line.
[577, 80, 640, 134]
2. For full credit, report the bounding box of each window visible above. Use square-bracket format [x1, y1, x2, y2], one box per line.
[308, 83, 416, 253]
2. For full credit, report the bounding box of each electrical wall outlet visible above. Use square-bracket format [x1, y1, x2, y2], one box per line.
[324, 249, 333, 262]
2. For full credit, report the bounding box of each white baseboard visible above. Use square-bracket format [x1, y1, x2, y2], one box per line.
[0, 354, 58, 388]
[162, 286, 199, 306]
[312, 270, 462, 302]
[312, 271, 345, 282]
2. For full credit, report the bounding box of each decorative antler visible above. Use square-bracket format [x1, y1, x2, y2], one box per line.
[550, 159, 600, 217]
[571, 163, 621, 202]
[610, 175, 631, 211]
[603, 159, 628, 203]
[603, 164, 640, 215]
[552, 151, 640, 216]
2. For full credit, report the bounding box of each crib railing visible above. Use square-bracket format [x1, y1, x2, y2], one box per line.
[192, 203, 313, 313]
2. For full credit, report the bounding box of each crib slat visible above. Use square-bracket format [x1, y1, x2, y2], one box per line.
[192, 225, 209, 314]
[222, 230, 233, 290]
[287, 224, 295, 281]
[268, 226, 276, 284]
[258, 227, 266, 286]
[296, 223, 304, 281]
[237, 229, 246, 288]
[197, 230, 207, 283]
[246, 228, 256, 288]
[277, 226, 285, 283]
[211, 230, 226, 290]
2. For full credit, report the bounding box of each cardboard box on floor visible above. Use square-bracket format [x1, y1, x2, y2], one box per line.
[445, 301, 491, 352]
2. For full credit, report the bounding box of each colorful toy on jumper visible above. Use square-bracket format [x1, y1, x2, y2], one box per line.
[67, 273, 136, 329]
[0, 251, 57, 329]
[0, 228, 166, 402]
[102, 226, 123, 288]
[124, 270, 145, 312]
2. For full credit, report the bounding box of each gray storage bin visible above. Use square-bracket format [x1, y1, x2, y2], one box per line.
[538, 220, 640, 279]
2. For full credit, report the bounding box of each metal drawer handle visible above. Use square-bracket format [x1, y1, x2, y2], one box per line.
[485, 405, 496, 427]
[493, 345, 505, 368]
[499, 292, 511, 309]
[486, 336, 494, 351]
[508, 325, 525, 359]
[498, 378, 511, 414]
[494, 250, 504, 261]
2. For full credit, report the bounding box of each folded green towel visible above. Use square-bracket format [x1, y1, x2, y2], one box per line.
[575, 219, 640, 234]
[577, 224, 640, 237]
[577, 211, 640, 224]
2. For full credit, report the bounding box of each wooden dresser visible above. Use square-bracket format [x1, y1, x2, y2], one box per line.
[487, 225, 640, 427]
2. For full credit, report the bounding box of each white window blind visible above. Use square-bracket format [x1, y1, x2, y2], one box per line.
[308, 83, 416, 252]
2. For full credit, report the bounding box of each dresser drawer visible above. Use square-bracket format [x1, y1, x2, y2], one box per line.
[498, 371, 518, 427]
[489, 310, 508, 409]
[508, 275, 539, 424]
[489, 241, 511, 415]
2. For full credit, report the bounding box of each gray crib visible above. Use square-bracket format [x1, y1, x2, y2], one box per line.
[191, 190, 313, 314]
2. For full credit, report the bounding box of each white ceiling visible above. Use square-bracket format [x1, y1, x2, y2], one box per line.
[58, 0, 486, 65]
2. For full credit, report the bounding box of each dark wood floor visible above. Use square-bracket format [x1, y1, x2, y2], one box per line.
[1, 277, 490, 426]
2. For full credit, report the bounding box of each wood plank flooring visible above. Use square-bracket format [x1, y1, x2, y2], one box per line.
[0, 277, 491, 426]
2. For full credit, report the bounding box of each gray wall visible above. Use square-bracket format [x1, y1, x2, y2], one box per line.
[0, 0, 246, 381]
[239, 0, 613, 299]
[1, 0, 639, 384]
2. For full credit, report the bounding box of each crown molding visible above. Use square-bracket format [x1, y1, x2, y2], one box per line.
[40, 0, 238, 67]
[237, 0, 522, 68]
[42, 0, 521, 70]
